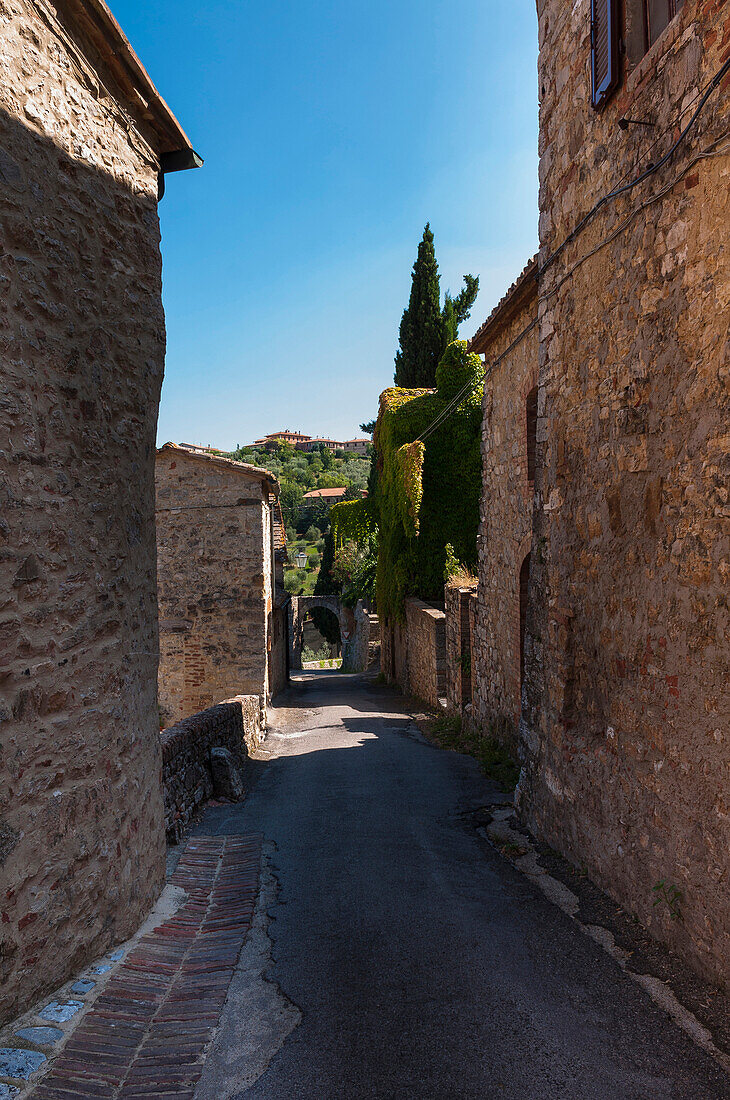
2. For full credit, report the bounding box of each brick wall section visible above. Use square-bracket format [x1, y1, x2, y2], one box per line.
[0, 0, 182, 1023]
[468, 592, 479, 713]
[522, 0, 730, 987]
[160, 696, 260, 842]
[445, 585, 476, 713]
[469, 268, 538, 746]
[156, 446, 285, 726]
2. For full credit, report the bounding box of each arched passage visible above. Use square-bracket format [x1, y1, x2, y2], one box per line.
[288, 596, 370, 673]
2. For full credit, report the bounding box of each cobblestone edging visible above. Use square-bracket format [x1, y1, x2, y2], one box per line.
[161, 699, 261, 842]
[27, 835, 261, 1100]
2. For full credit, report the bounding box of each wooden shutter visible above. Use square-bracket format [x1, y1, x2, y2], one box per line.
[591, 0, 620, 109]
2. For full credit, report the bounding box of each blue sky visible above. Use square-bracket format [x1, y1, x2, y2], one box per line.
[113, 0, 539, 449]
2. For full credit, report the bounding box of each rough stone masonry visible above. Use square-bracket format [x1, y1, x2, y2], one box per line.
[0, 0, 197, 1023]
[469, 258, 539, 747]
[521, 0, 730, 988]
[155, 444, 286, 727]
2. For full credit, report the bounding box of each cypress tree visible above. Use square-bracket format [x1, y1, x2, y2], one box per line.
[394, 225, 479, 388]
[394, 225, 443, 387]
[441, 274, 480, 351]
[312, 531, 341, 646]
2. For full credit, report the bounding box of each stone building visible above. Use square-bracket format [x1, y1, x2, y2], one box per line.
[156, 444, 288, 727]
[0, 0, 198, 1022]
[469, 258, 538, 746]
[468, 0, 729, 987]
[341, 438, 371, 456]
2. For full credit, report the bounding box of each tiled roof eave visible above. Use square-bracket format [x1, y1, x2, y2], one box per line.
[468, 256, 538, 355]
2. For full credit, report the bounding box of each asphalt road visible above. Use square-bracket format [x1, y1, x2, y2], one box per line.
[193, 672, 729, 1100]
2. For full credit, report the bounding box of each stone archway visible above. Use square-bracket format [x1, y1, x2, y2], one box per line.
[288, 596, 370, 673]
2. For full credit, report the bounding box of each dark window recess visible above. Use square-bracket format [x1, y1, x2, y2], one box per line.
[520, 553, 531, 689]
[644, 0, 684, 49]
[526, 386, 538, 482]
[591, 0, 620, 109]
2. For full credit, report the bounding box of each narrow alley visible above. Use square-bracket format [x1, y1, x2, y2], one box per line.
[186, 672, 728, 1100]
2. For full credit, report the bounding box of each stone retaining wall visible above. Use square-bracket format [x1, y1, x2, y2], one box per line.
[406, 599, 446, 707]
[160, 696, 260, 842]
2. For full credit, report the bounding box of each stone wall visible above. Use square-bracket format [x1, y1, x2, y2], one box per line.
[340, 602, 371, 673]
[445, 585, 476, 715]
[156, 445, 280, 726]
[470, 264, 538, 746]
[269, 603, 289, 698]
[381, 616, 408, 693]
[160, 696, 260, 842]
[522, 0, 730, 987]
[0, 0, 190, 1023]
[382, 600, 446, 709]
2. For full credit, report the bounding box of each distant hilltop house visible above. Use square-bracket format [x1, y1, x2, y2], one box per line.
[252, 431, 370, 455]
[303, 486, 348, 502]
[254, 430, 310, 447]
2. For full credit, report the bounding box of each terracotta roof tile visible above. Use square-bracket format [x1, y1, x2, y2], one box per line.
[468, 255, 538, 354]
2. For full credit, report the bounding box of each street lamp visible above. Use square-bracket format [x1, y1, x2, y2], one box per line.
[296, 550, 307, 569]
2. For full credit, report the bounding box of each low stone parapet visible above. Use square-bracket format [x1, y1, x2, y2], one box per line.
[160, 696, 261, 842]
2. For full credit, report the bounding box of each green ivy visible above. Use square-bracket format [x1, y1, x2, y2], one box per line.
[371, 340, 483, 620]
[329, 498, 377, 545]
[396, 440, 425, 537]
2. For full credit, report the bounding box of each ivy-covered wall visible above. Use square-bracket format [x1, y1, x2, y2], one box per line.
[369, 341, 483, 620]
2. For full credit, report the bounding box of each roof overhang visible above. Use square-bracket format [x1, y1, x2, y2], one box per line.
[469, 256, 538, 355]
[63, 0, 201, 165]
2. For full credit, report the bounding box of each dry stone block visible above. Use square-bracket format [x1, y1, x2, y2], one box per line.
[210, 746, 245, 802]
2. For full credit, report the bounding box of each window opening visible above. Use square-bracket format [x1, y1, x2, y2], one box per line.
[644, 0, 684, 50]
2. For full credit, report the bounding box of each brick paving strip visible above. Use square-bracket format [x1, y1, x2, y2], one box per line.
[28, 835, 262, 1100]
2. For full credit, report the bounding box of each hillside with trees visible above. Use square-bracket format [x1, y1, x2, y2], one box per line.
[224, 441, 371, 600]
[227, 441, 371, 531]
